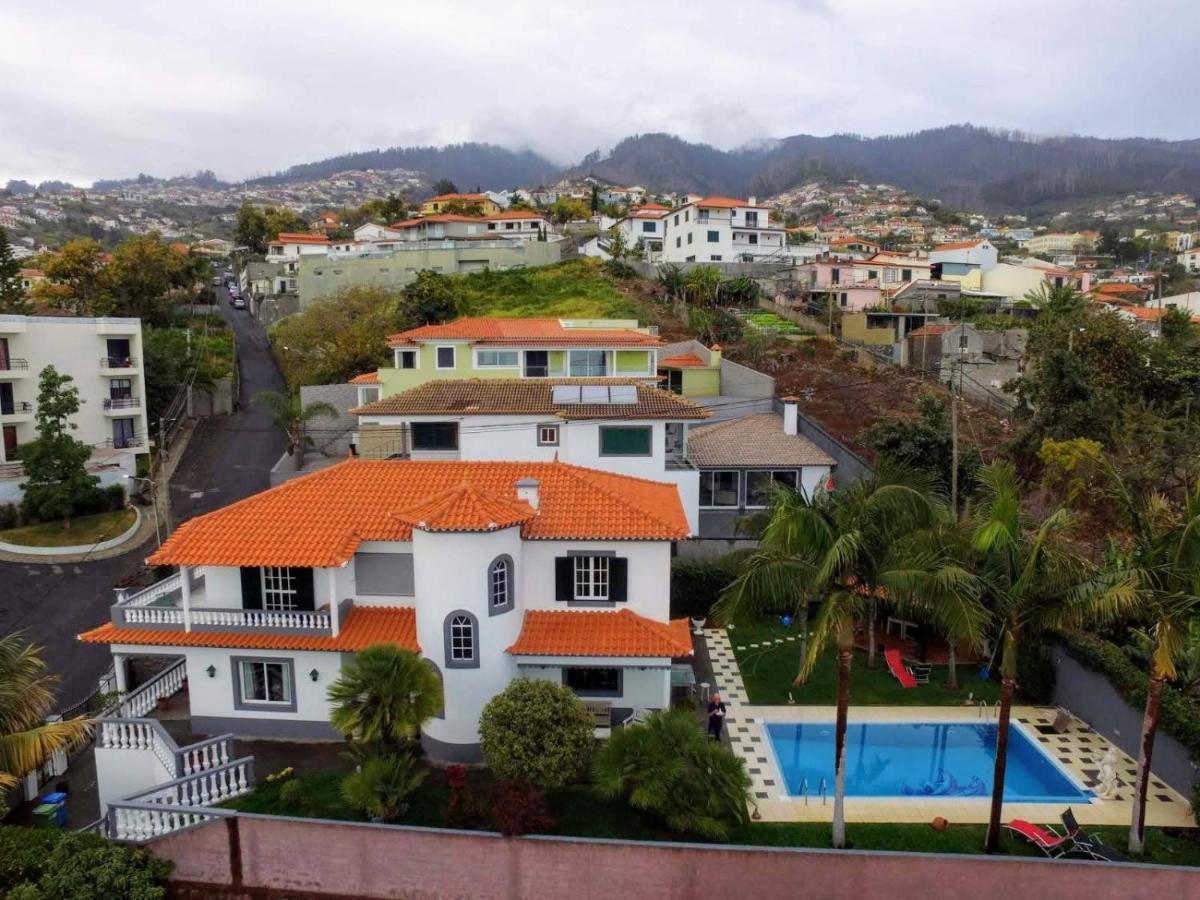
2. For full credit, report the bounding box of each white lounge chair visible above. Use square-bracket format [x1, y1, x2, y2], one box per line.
[621, 708, 654, 727]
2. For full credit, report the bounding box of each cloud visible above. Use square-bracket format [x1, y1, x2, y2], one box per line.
[0, 0, 1195, 185]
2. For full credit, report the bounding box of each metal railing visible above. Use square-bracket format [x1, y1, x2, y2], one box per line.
[100, 356, 139, 369]
[97, 433, 146, 450]
[0, 357, 29, 371]
[103, 397, 141, 410]
[0, 401, 32, 415]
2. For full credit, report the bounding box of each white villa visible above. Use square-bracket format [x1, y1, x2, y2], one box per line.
[80, 459, 693, 767]
[659, 196, 788, 263]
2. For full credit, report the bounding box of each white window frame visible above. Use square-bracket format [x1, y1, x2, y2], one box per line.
[394, 349, 419, 370]
[356, 385, 381, 407]
[449, 614, 475, 663]
[435, 346, 457, 370]
[573, 555, 610, 601]
[489, 557, 511, 611]
[568, 349, 608, 377]
[538, 424, 560, 446]
[238, 660, 293, 705]
[474, 349, 520, 369]
[700, 470, 741, 509]
[261, 567, 298, 611]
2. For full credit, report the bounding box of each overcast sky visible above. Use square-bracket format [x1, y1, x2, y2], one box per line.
[2, 0, 1196, 186]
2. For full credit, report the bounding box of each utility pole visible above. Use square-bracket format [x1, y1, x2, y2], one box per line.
[951, 356, 959, 513]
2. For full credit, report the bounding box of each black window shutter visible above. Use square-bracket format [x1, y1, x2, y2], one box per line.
[555, 558, 573, 602]
[293, 568, 316, 611]
[240, 567, 262, 609]
[610, 558, 628, 603]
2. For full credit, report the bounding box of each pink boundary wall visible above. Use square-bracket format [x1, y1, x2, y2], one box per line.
[148, 814, 1200, 900]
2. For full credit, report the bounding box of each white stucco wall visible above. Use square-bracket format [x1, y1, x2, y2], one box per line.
[520, 540, 672, 619]
[179, 646, 340, 728]
[518, 662, 671, 710]
[95, 745, 174, 815]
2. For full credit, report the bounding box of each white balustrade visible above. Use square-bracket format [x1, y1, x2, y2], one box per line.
[121, 607, 186, 626]
[114, 659, 186, 718]
[179, 736, 232, 775]
[117, 572, 182, 608]
[111, 804, 222, 841]
[189, 608, 332, 631]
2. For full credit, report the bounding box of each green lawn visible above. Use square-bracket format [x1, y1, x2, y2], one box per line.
[729, 620, 1003, 706]
[454, 259, 646, 320]
[225, 771, 1200, 865]
[0, 507, 137, 547]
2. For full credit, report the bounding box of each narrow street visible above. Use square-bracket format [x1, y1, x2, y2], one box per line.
[0, 284, 287, 709]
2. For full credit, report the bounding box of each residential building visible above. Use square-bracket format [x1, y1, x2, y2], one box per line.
[612, 204, 671, 256]
[1023, 232, 1098, 256]
[18, 268, 43, 293]
[357, 211, 550, 244]
[930, 238, 998, 274]
[419, 193, 502, 216]
[375, 318, 663, 396]
[659, 196, 787, 263]
[657, 341, 722, 397]
[790, 256, 931, 311]
[79, 458, 692, 763]
[266, 233, 331, 264]
[1159, 291, 1200, 315]
[1179, 247, 1200, 273]
[0, 315, 149, 469]
[351, 379, 708, 531]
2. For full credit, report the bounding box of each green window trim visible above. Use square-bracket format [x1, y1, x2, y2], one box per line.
[599, 425, 652, 457]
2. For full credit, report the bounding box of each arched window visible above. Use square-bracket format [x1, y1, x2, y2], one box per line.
[444, 610, 479, 669]
[488, 555, 514, 616]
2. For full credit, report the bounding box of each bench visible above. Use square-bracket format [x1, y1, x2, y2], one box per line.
[582, 699, 612, 729]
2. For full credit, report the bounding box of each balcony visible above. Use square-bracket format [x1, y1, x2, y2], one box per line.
[103, 396, 142, 413]
[0, 400, 34, 421]
[100, 356, 140, 372]
[0, 358, 29, 377]
[98, 433, 147, 450]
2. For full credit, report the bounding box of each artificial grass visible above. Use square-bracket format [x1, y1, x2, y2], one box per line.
[224, 771, 1200, 865]
[454, 259, 645, 320]
[0, 507, 137, 547]
[729, 620, 1004, 706]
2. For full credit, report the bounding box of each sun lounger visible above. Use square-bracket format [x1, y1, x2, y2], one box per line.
[885, 648, 918, 688]
[1060, 808, 1130, 862]
[1005, 819, 1072, 857]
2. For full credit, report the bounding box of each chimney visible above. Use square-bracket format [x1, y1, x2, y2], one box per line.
[709, 342, 722, 366]
[516, 478, 540, 510]
[782, 397, 798, 436]
[747, 195, 757, 207]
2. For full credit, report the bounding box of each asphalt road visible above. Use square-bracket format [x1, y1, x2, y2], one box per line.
[0, 281, 287, 708]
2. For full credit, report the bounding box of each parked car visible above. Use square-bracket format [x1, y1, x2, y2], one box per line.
[232, 296, 246, 309]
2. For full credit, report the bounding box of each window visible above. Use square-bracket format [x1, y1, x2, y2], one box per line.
[564, 667, 621, 697]
[505, 222, 515, 230]
[710, 255, 722, 261]
[524, 350, 550, 378]
[235, 659, 294, 709]
[699, 470, 740, 507]
[698, 210, 710, 223]
[488, 555, 514, 615]
[569, 350, 607, 377]
[435, 346, 456, 369]
[685, 210, 690, 221]
[746, 470, 800, 507]
[831, 268, 840, 284]
[687, 233, 693, 245]
[840, 293, 848, 308]
[599, 425, 652, 456]
[748, 234, 758, 245]
[642, 222, 655, 233]
[261, 567, 298, 610]
[707, 230, 719, 243]
[475, 349, 519, 368]
[902, 268, 913, 281]
[444, 611, 479, 668]
[357, 385, 381, 406]
[538, 424, 560, 446]
[396, 350, 417, 369]
[675, 237, 681, 248]
[488, 223, 496, 231]
[411, 422, 458, 451]
[574, 555, 609, 601]
[746, 211, 759, 227]
[674, 214, 679, 226]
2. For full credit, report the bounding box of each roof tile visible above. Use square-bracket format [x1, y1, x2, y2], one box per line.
[387, 317, 661, 348]
[507, 609, 693, 657]
[687, 414, 836, 468]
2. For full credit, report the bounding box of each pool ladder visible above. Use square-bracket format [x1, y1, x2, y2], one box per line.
[799, 777, 828, 806]
[978, 700, 999, 720]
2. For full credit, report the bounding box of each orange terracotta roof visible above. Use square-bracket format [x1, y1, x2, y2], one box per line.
[394, 482, 535, 533]
[694, 196, 763, 209]
[425, 193, 488, 203]
[386, 317, 662, 348]
[507, 609, 693, 658]
[272, 232, 331, 245]
[659, 352, 707, 368]
[78, 606, 418, 653]
[635, 203, 670, 211]
[933, 239, 987, 251]
[348, 372, 380, 385]
[18, 268, 43, 277]
[147, 459, 689, 568]
[1093, 283, 1148, 294]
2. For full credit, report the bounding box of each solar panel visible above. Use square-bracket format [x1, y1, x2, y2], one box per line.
[580, 385, 610, 404]
[551, 385, 581, 404]
[609, 385, 638, 404]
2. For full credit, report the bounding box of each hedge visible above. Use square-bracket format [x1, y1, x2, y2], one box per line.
[670, 553, 749, 620]
[1057, 631, 1200, 761]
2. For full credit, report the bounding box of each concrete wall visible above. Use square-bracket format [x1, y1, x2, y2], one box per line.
[777, 399, 873, 486]
[150, 814, 1200, 900]
[1051, 645, 1199, 796]
[299, 383, 358, 456]
[95, 744, 173, 814]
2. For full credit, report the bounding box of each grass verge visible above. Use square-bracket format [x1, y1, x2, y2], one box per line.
[0, 507, 137, 547]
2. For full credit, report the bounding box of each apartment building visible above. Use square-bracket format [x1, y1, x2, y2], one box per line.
[659, 196, 787, 263]
[419, 193, 502, 216]
[0, 315, 149, 468]
[341, 211, 551, 247]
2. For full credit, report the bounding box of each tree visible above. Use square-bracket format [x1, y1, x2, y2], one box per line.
[253, 390, 338, 471]
[400, 270, 459, 329]
[0, 826, 171, 899]
[1100, 468, 1200, 854]
[683, 265, 722, 306]
[606, 226, 628, 261]
[106, 234, 185, 326]
[549, 197, 590, 225]
[326, 645, 442, 752]
[340, 752, 427, 822]
[478, 679, 594, 788]
[234, 204, 306, 255]
[431, 179, 458, 196]
[0, 226, 29, 314]
[0, 634, 93, 806]
[20, 366, 102, 528]
[32, 238, 111, 315]
[714, 468, 944, 848]
[1024, 282, 1087, 317]
[593, 709, 751, 839]
[868, 394, 981, 501]
[972, 461, 1136, 853]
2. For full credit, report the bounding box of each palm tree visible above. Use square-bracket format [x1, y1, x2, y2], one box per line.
[254, 390, 337, 471]
[326, 645, 443, 752]
[715, 468, 944, 848]
[1100, 470, 1200, 854]
[1024, 282, 1087, 317]
[973, 461, 1137, 853]
[0, 633, 92, 805]
[683, 265, 722, 307]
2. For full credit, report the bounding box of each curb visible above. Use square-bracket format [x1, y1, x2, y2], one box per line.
[0, 507, 142, 557]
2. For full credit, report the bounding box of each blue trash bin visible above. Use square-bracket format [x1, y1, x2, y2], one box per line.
[38, 792, 67, 827]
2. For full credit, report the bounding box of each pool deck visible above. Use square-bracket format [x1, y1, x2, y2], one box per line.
[701, 627, 1195, 828]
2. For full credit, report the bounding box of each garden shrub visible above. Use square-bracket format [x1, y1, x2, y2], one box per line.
[0, 503, 20, 530]
[491, 779, 554, 836]
[443, 764, 486, 830]
[478, 678, 594, 788]
[1016, 643, 1056, 704]
[340, 752, 427, 822]
[670, 552, 756, 619]
[0, 826, 171, 899]
[593, 709, 751, 840]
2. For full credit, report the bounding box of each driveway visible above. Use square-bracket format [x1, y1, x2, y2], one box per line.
[0, 285, 287, 710]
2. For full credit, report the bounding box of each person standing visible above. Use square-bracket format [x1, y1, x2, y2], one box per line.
[707, 692, 727, 741]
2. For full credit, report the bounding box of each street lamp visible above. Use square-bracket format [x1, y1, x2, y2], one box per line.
[125, 475, 162, 548]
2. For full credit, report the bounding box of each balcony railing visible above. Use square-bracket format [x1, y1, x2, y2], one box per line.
[0, 401, 32, 416]
[98, 433, 146, 450]
[100, 356, 139, 369]
[104, 397, 141, 410]
[0, 358, 28, 371]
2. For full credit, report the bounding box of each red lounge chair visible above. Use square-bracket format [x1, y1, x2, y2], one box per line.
[1004, 819, 1071, 858]
[885, 648, 918, 688]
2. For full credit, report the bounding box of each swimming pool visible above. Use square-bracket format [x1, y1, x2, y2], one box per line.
[765, 721, 1091, 803]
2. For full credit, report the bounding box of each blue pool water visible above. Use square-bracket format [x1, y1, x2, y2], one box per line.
[766, 721, 1091, 802]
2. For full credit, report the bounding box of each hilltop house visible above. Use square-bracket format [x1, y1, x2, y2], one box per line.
[80, 459, 692, 764]
[419, 193, 502, 216]
[659, 197, 788, 263]
[375, 318, 664, 395]
[929, 238, 998, 275]
[266, 233, 332, 264]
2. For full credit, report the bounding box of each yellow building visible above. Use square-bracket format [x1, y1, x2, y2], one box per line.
[419, 193, 502, 216]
